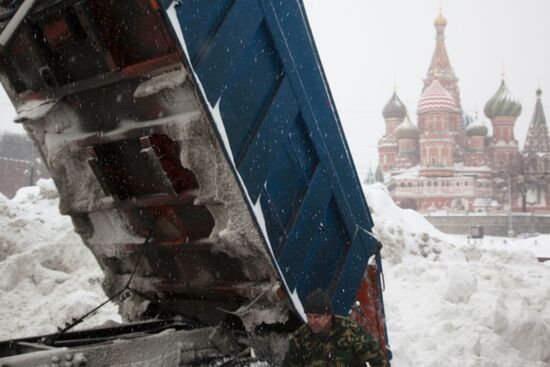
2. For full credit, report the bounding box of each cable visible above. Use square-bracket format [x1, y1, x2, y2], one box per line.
[42, 216, 159, 345]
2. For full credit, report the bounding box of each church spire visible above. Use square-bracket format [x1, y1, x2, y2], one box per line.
[424, 10, 462, 111]
[427, 9, 453, 81]
[523, 88, 550, 153]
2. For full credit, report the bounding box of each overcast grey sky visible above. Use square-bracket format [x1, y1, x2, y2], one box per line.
[1, 1, 549, 180]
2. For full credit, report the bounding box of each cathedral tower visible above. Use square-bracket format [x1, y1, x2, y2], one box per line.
[424, 11, 463, 114]
[465, 114, 489, 166]
[523, 89, 550, 155]
[484, 79, 522, 169]
[378, 91, 406, 171]
[423, 11, 465, 155]
[394, 115, 420, 169]
[523, 88, 550, 181]
[417, 79, 457, 176]
[383, 91, 407, 134]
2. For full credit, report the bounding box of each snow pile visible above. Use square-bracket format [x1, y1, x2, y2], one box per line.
[2, 179, 550, 366]
[365, 183, 550, 367]
[469, 235, 550, 260]
[364, 183, 458, 264]
[0, 179, 120, 340]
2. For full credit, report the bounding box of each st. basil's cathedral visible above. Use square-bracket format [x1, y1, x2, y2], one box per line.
[377, 11, 550, 213]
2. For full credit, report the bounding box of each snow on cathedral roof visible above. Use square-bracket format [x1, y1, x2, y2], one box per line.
[417, 79, 457, 114]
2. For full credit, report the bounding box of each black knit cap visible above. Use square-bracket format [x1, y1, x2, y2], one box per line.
[303, 289, 333, 315]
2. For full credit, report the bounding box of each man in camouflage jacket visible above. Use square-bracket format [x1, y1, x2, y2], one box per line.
[282, 290, 389, 367]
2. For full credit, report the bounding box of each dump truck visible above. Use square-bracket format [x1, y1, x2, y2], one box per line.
[0, 0, 391, 365]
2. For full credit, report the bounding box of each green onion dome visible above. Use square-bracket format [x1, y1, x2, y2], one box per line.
[466, 116, 488, 137]
[484, 80, 522, 119]
[383, 91, 407, 119]
[394, 115, 419, 139]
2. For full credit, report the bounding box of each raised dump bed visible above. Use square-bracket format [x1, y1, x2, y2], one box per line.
[0, 0, 390, 364]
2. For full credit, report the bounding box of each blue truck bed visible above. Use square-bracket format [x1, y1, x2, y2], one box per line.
[163, 0, 382, 315]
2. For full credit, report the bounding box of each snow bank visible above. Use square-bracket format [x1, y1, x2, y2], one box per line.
[364, 183, 459, 264]
[467, 235, 550, 260]
[2, 179, 550, 367]
[364, 183, 550, 367]
[0, 179, 120, 340]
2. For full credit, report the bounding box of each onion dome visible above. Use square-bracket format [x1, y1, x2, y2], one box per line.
[417, 79, 457, 114]
[466, 116, 488, 137]
[383, 91, 407, 119]
[434, 11, 447, 27]
[395, 115, 419, 139]
[484, 80, 522, 119]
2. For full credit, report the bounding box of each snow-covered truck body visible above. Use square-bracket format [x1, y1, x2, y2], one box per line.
[0, 0, 390, 364]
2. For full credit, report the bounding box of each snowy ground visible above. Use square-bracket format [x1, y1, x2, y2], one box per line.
[365, 183, 550, 367]
[1, 180, 549, 366]
[0, 180, 120, 339]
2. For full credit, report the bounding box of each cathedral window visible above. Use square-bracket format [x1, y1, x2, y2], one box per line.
[545, 159, 550, 171]
[497, 153, 504, 166]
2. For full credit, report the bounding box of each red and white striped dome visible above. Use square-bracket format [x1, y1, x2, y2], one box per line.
[417, 79, 457, 114]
